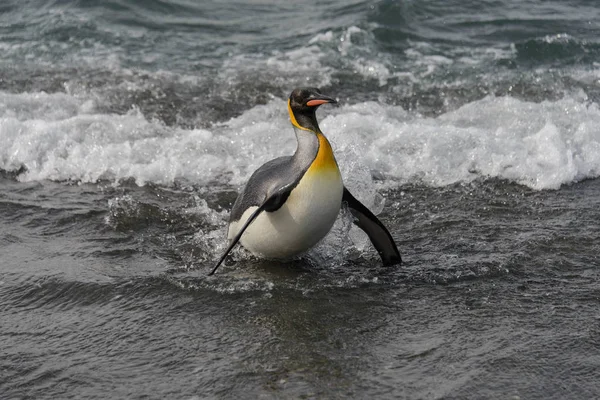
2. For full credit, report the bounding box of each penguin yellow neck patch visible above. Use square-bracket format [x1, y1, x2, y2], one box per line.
[308, 133, 339, 173]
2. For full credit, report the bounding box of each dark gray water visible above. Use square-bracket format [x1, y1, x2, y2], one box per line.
[2, 0, 600, 398]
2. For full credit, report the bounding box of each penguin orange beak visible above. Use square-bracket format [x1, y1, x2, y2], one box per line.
[306, 95, 337, 107]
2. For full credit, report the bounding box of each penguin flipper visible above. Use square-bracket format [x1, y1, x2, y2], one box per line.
[208, 186, 293, 276]
[342, 187, 402, 266]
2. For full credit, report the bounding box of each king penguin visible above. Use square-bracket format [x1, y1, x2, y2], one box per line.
[209, 87, 401, 275]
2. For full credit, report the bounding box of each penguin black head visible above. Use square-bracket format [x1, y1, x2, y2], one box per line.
[288, 87, 337, 133]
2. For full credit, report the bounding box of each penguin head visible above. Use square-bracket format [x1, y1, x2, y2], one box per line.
[288, 87, 337, 133]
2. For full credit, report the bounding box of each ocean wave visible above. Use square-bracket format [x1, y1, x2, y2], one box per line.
[1, 89, 599, 190]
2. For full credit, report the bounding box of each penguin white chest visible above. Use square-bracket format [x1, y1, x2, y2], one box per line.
[229, 169, 343, 259]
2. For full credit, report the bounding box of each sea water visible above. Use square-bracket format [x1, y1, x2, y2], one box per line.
[1, 1, 600, 398]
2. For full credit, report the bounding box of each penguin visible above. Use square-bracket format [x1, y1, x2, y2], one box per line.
[209, 87, 401, 275]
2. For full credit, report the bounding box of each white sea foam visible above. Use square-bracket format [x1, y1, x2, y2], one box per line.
[329, 94, 600, 189]
[1, 89, 599, 190]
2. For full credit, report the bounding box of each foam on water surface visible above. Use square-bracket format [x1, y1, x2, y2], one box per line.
[1, 89, 600, 190]
[323, 93, 600, 190]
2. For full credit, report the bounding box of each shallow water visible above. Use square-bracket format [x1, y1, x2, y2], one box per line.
[2, 0, 600, 398]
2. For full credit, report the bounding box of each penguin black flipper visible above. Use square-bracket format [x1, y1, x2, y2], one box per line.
[342, 187, 402, 266]
[208, 184, 294, 276]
